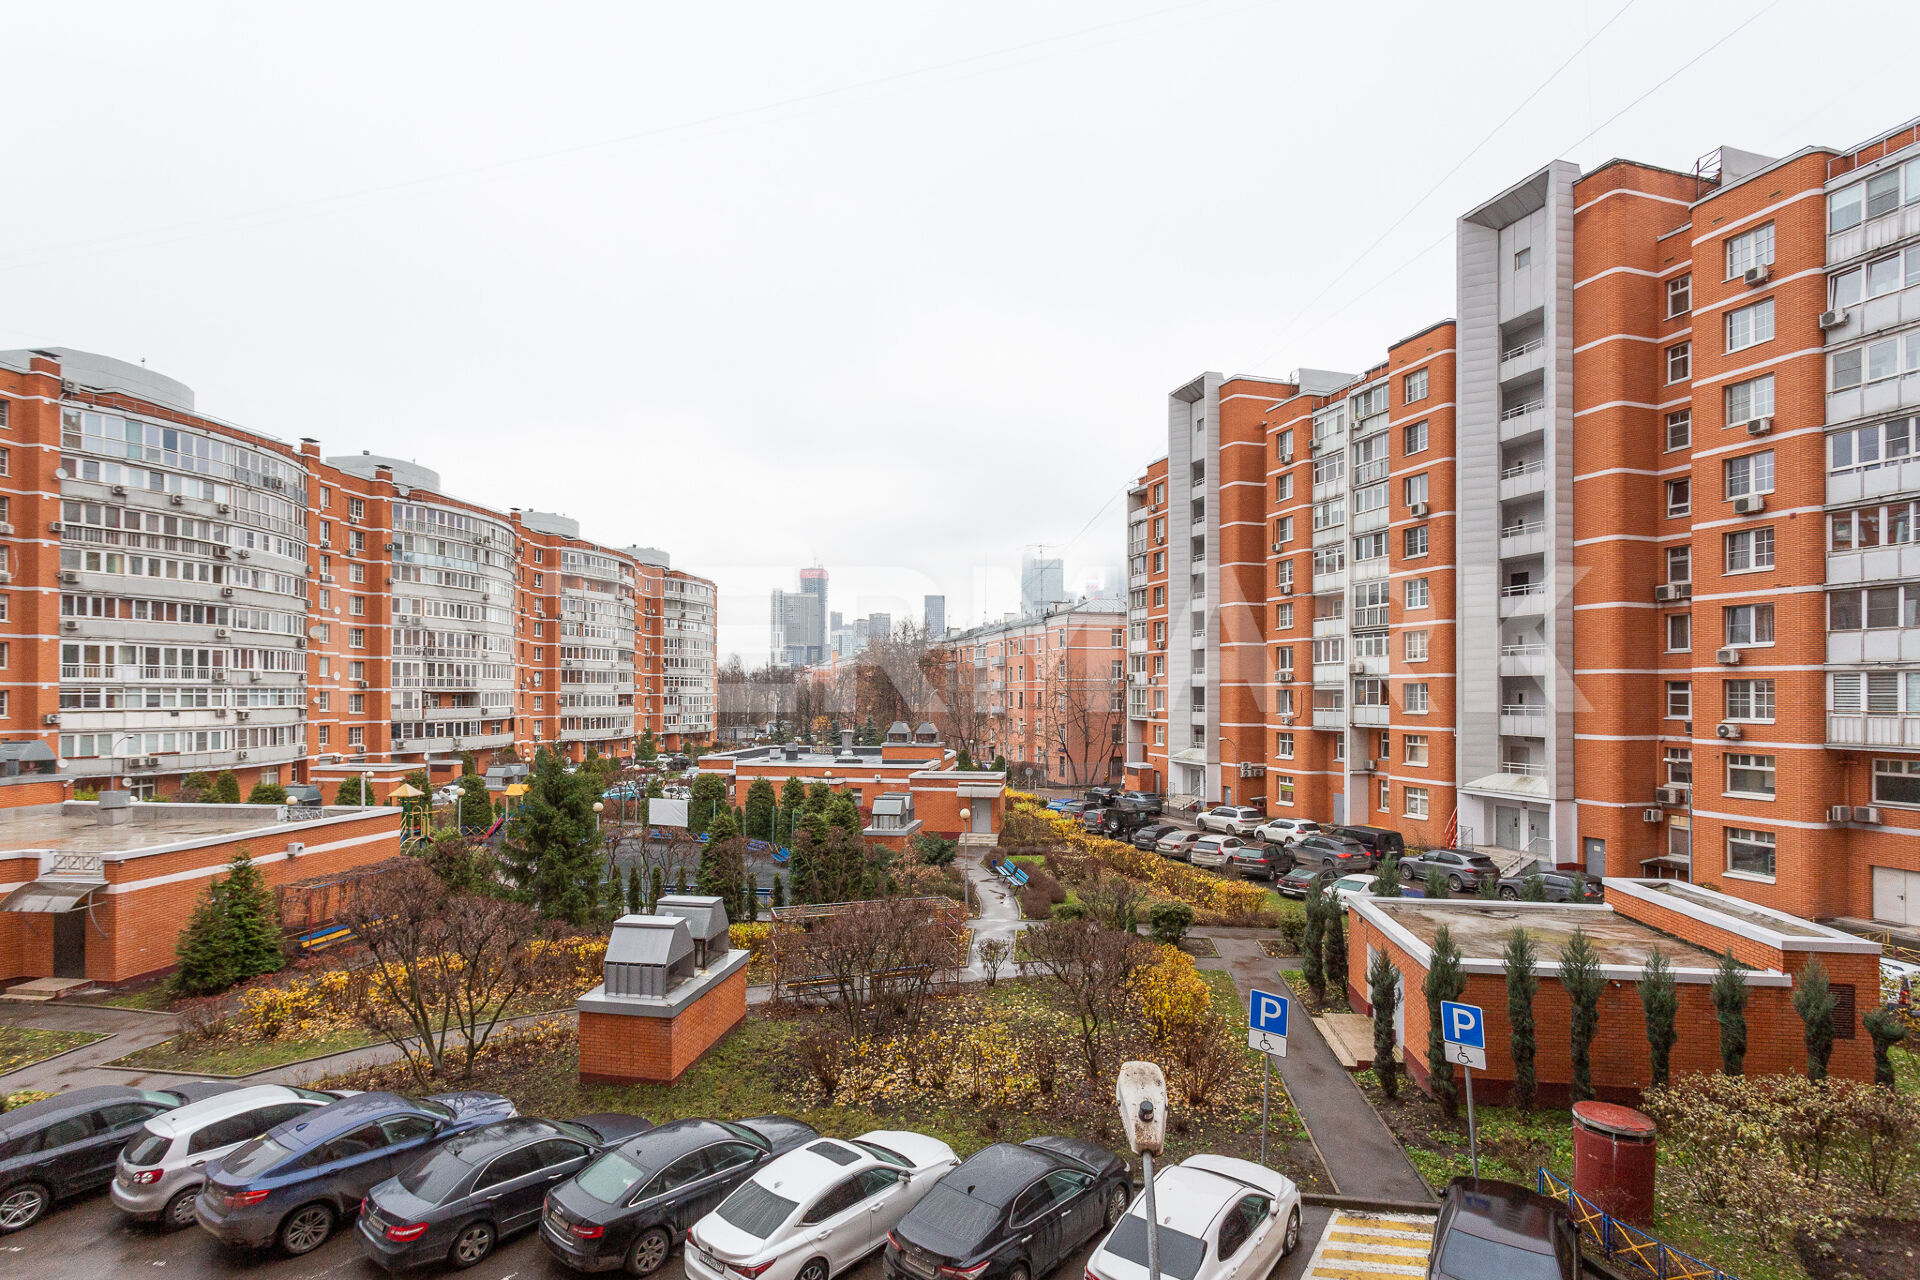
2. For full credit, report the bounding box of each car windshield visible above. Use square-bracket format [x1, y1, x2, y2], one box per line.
[415, 1100, 454, 1121]
[854, 1139, 911, 1168]
[912, 1186, 1002, 1250]
[1104, 1215, 1207, 1280]
[123, 1129, 170, 1167]
[1438, 1231, 1564, 1280]
[397, 1151, 475, 1204]
[575, 1151, 650, 1204]
[220, 1136, 292, 1180]
[716, 1179, 799, 1238]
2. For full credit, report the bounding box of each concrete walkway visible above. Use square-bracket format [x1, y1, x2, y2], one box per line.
[1, 1002, 183, 1092]
[1196, 931, 1432, 1203]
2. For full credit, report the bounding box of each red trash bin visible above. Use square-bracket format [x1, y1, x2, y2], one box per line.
[1570, 1101, 1657, 1226]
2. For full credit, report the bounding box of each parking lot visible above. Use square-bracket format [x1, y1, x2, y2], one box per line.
[1, 1186, 1340, 1280]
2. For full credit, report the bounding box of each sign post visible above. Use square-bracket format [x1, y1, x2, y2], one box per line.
[1248, 989, 1290, 1166]
[1440, 1000, 1488, 1178]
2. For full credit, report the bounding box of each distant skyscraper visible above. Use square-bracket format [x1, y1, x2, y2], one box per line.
[867, 612, 892, 643]
[1020, 551, 1064, 617]
[770, 566, 829, 666]
[924, 595, 946, 637]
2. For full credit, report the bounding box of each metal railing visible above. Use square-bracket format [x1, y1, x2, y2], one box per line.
[1537, 1169, 1739, 1280]
[1501, 397, 1546, 420]
[1501, 519, 1547, 539]
[1502, 458, 1547, 480]
[1502, 338, 1545, 363]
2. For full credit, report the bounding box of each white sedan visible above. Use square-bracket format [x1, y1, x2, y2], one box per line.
[1330, 873, 1377, 906]
[688, 1131, 959, 1280]
[1255, 818, 1319, 845]
[1086, 1155, 1300, 1280]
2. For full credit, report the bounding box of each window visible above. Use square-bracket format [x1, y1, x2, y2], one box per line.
[1725, 678, 1776, 721]
[1403, 683, 1429, 714]
[1666, 613, 1691, 651]
[1725, 374, 1774, 426]
[1275, 603, 1293, 629]
[1726, 827, 1776, 879]
[1406, 578, 1430, 609]
[1276, 733, 1294, 759]
[1666, 410, 1692, 452]
[1832, 670, 1920, 713]
[1872, 759, 1920, 807]
[349, 596, 366, 616]
[1830, 500, 1920, 550]
[1404, 369, 1429, 403]
[347, 726, 364, 747]
[348, 497, 365, 521]
[349, 627, 366, 648]
[1725, 753, 1776, 798]
[1667, 546, 1692, 583]
[1405, 734, 1429, 765]
[1831, 415, 1919, 474]
[0, 447, 9, 476]
[1405, 630, 1429, 662]
[1724, 451, 1774, 499]
[1379, 778, 1391, 812]
[1665, 747, 1693, 785]
[1405, 786, 1429, 819]
[1403, 419, 1428, 454]
[1828, 586, 1920, 631]
[1666, 343, 1691, 383]
[1403, 526, 1429, 558]
[1403, 473, 1429, 508]
[1831, 182, 1865, 233]
[0, 400, 7, 428]
[1665, 479, 1690, 517]
[1513, 247, 1532, 270]
[1354, 531, 1388, 562]
[1725, 299, 1774, 352]
[1723, 603, 1774, 646]
[1666, 681, 1691, 718]
[1725, 223, 1775, 278]
[1667, 274, 1692, 316]
[1724, 528, 1775, 572]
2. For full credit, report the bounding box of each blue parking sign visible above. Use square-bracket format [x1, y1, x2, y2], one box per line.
[1440, 1000, 1487, 1069]
[1250, 989, 1290, 1037]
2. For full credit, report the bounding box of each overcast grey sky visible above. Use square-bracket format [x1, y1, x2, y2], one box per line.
[4, 1, 1913, 662]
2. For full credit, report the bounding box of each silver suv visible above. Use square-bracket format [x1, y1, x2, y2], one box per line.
[112, 1086, 346, 1230]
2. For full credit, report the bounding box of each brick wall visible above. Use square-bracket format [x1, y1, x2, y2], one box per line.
[577, 964, 748, 1084]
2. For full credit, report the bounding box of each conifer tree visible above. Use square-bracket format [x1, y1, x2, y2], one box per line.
[213, 770, 242, 804]
[1640, 948, 1679, 1088]
[1301, 880, 1327, 1004]
[1560, 928, 1604, 1103]
[1792, 956, 1837, 1082]
[1710, 949, 1749, 1076]
[1324, 899, 1348, 1005]
[501, 747, 604, 925]
[173, 849, 284, 996]
[1503, 929, 1538, 1111]
[1424, 925, 1466, 1118]
[1368, 947, 1400, 1099]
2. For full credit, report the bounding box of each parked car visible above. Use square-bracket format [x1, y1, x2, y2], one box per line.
[1254, 818, 1320, 846]
[1330, 825, 1405, 860]
[1, 1083, 236, 1234]
[1155, 829, 1204, 860]
[1275, 867, 1332, 899]
[358, 1115, 652, 1271]
[1493, 868, 1600, 902]
[114, 1085, 349, 1230]
[687, 1131, 959, 1280]
[1427, 1177, 1578, 1280]
[1197, 806, 1264, 836]
[195, 1090, 516, 1256]
[1131, 822, 1179, 851]
[1293, 834, 1376, 872]
[884, 1137, 1131, 1280]
[1083, 787, 1120, 807]
[1188, 836, 1247, 870]
[1329, 874, 1376, 906]
[1119, 792, 1163, 816]
[1084, 1155, 1300, 1280]
[1052, 800, 1096, 818]
[1087, 808, 1152, 839]
[1226, 841, 1292, 881]
[1401, 849, 1501, 894]
[542, 1116, 818, 1276]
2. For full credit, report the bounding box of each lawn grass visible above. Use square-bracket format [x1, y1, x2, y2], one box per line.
[109, 1024, 379, 1075]
[81, 982, 172, 1011]
[0, 1025, 107, 1074]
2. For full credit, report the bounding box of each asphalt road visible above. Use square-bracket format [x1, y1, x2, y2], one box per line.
[1, 1184, 1335, 1280]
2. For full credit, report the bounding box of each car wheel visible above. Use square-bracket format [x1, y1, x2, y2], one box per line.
[162, 1186, 200, 1231]
[1499, 885, 1519, 900]
[0, 1182, 50, 1233]
[1009, 1264, 1031, 1280]
[278, 1202, 334, 1256]
[1449, 874, 1465, 892]
[797, 1258, 829, 1280]
[626, 1225, 674, 1276]
[1282, 1207, 1301, 1256]
[1103, 1184, 1128, 1229]
[1321, 858, 1335, 869]
[449, 1221, 496, 1269]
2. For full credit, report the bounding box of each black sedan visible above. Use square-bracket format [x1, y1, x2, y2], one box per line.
[884, 1136, 1130, 1280]
[0, 1082, 234, 1233]
[542, 1116, 816, 1275]
[1494, 869, 1601, 902]
[360, 1115, 651, 1271]
[1429, 1177, 1577, 1280]
[1293, 834, 1375, 872]
[1130, 822, 1179, 851]
[1275, 867, 1333, 899]
[1227, 840, 1292, 881]
[1401, 849, 1501, 894]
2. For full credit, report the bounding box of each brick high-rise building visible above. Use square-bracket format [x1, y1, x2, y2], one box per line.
[948, 600, 1127, 787]
[1127, 115, 1920, 929]
[0, 347, 717, 801]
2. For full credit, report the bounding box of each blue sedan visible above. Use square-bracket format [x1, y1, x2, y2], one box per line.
[195, 1090, 515, 1256]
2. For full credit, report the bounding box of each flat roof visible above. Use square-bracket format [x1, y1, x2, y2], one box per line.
[705, 746, 944, 770]
[0, 802, 399, 860]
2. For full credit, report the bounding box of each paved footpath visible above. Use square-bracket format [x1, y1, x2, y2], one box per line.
[1197, 929, 1433, 1204]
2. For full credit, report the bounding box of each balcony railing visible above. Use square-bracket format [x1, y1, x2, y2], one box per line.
[1501, 339, 1544, 364]
[1500, 759, 1545, 776]
[1501, 642, 1547, 657]
[1828, 712, 1920, 747]
[1501, 520, 1547, 540]
[1501, 458, 1546, 479]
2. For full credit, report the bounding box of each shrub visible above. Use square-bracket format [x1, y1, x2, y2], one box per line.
[1640, 947, 1679, 1089]
[1273, 901, 1308, 953]
[1301, 882, 1326, 1004]
[1148, 901, 1195, 947]
[1424, 925, 1465, 1119]
[212, 771, 242, 804]
[245, 781, 288, 805]
[1051, 901, 1088, 921]
[1710, 950, 1750, 1076]
[1792, 956, 1837, 1082]
[172, 849, 284, 997]
[911, 834, 958, 867]
[1323, 900, 1348, 1005]
[1133, 945, 1210, 1041]
[1865, 1007, 1907, 1087]
[1368, 947, 1400, 1099]
[1559, 928, 1603, 1104]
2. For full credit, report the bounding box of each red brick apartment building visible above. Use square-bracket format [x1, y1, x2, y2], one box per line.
[1127, 115, 1920, 932]
[0, 348, 716, 804]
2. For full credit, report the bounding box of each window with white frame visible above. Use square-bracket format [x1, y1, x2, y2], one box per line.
[1666, 479, 1690, 517]
[1830, 332, 1920, 389]
[1724, 451, 1774, 498]
[1829, 245, 1920, 309]
[1406, 577, 1430, 609]
[1666, 343, 1691, 383]
[1830, 415, 1918, 474]
[1667, 613, 1691, 651]
[1354, 531, 1388, 562]
[1313, 544, 1346, 577]
[1514, 247, 1532, 270]
[1275, 603, 1294, 629]
[1725, 299, 1774, 352]
[1832, 500, 1920, 550]
[1402, 682, 1429, 713]
[1404, 369, 1429, 403]
[1404, 526, 1429, 558]
[1664, 746, 1692, 785]
[1666, 681, 1691, 718]
[1724, 527, 1774, 572]
[1872, 758, 1920, 806]
[1725, 222, 1775, 278]
[1725, 753, 1776, 798]
[1405, 786, 1429, 819]
[1827, 585, 1920, 630]
[1725, 678, 1775, 721]
[1666, 410, 1692, 452]
[1404, 733, 1429, 765]
[1313, 452, 1346, 486]
[1353, 483, 1388, 514]
[1404, 473, 1429, 507]
[1405, 630, 1429, 662]
[1276, 732, 1294, 759]
[1725, 374, 1774, 426]
[1667, 274, 1692, 316]
[1404, 420, 1429, 454]
[1829, 670, 1920, 714]
[1725, 827, 1775, 878]
[1668, 546, 1692, 582]
[1378, 778, 1391, 812]
[1724, 603, 1774, 645]
[1313, 499, 1345, 531]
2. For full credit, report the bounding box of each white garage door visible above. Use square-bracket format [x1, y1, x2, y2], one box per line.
[1872, 867, 1920, 927]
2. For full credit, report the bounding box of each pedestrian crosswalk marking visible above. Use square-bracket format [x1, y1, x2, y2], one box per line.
[1303, 1211, 1436, 1280]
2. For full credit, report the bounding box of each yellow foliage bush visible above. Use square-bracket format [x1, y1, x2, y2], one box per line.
[1132, 945, 1212, 1042]
[1002, 795, 1269, 918]
[729, 922, 773, 955]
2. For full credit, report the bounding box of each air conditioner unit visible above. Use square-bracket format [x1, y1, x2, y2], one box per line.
[1716, 722, 1743, 740]
[213, 547, 231, 559]
[1280, 451, 1295, 464]
[1309, 437, 1325, 452]
[41, 714, 59, 726]
[216, 503, 231, 513]
[0, 523, 12, 535]
[319, 538, 331, 548]
[47, 521, 62, 534]
[1642, 808, 1663, 823]
[61, 620, 78, 632]
[236, 750, 249, 760]
[169, 494, 185, 506]
[356, 679, 369, 688]
[295, 638, 307, 649]
[321, 573, 334, 583]
[215, 627, 230, 638]
[1280, 582, 1295, 595]
[1281, 713, 1295, 724]
[1271, 541, 1284, 553]
[1732, 494, 1766, 515]
[1653, 583, 1685, 602]
[60, 571, 79, 584]
[1819, 308, 1848, 329]
[236, 710, 251, 721]
[1409, 501, 1430, 517]
[249, 671, 262, 683]
[111, 484, 128, 496]
[1349, 660, 1367, 675]
[1745, 417, 1773, 437]
[221, 587, 235, 598]
[1715, 647, 1742, 665]
[212, 670, 228, 682]
[385, 542, 397, 552]
[1742, 264, 1772, 286]
[235, 548, 250, 559]
[1849, 805, 1881, 824]
[1654, 785, 1688, 806]
[213, 707, 228, 717]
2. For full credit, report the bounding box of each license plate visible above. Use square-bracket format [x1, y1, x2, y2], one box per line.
[696, 1249, 722, 1274]
[902, 1251, 937, 1279]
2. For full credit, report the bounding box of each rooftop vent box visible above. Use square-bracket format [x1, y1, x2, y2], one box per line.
[602, 916, 695, 999]
[655, 894, 731, 968]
